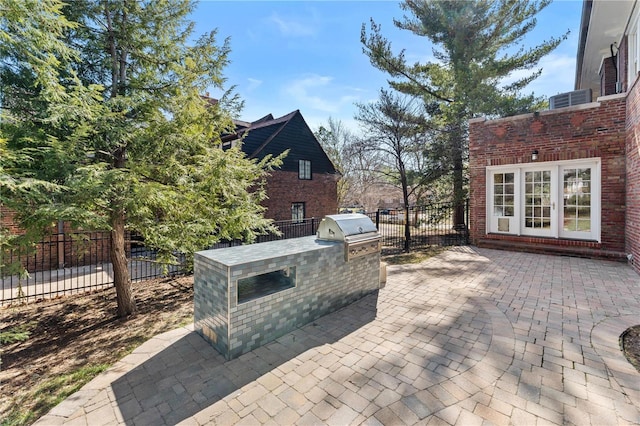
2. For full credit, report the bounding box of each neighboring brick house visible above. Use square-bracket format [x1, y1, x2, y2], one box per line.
[222, 110, 339, 222]
[2, 109, 338, 273]
[469, 0, 640, 274]
[1, 207, 112, 272]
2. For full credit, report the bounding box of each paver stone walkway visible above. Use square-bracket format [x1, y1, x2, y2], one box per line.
[36, 247, 640, 425]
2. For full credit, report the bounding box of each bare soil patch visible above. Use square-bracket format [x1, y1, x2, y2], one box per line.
[383, 246, 445, 265]
[0, 276, 194, 425]
[622, 324, 640, 373]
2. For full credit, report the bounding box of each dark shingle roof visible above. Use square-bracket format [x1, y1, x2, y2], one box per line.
[227, 110, 337, 175]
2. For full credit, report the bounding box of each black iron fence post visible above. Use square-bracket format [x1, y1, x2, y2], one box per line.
[404, 206, 411, 252]
[465, 198, 470, 244]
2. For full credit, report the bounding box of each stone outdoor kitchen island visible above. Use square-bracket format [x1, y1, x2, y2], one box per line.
[194, 229, 381, 360]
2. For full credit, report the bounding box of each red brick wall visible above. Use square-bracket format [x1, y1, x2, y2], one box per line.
[626, 76, 640, 273]
[263, 171, 338, 221]
[2, 206, 58, 272]
[469, 95, 627, 258]
[1, 206, 21, 235]
[1, 206, 112, 272]
[600, 57, 617, 96]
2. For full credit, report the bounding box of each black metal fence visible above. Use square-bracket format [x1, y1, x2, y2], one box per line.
[0, 232, 184, 306]
[366, 200, 469, 255]
[1, 201, 468, 306]
[212, 217, 321, 249]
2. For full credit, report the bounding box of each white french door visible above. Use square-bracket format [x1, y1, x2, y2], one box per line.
[560, 165, 596, 240]
[522, 168, 557, 237]
[488, 170, 518, 235]
[487, 159, 600, 241]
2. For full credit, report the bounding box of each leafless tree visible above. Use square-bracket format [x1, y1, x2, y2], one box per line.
[355, 89, 445, 250]
[315, 118, 382, 210]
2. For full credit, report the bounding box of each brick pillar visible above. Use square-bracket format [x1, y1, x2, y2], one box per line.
[600, 56, 618, 96]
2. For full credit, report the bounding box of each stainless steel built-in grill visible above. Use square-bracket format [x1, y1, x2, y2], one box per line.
[316, 214, 381, 261]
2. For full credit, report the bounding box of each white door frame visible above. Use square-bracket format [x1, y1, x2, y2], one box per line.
[486, 158, 601, 242]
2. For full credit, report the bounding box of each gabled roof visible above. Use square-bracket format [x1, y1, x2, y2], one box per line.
[224, 110, 338, 175]
[237, 110, 298, 158]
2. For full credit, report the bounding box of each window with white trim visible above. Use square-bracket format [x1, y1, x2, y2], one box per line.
[487, 159, 600, 241]
[298, 160, 311, 180]
[291, 202, 305, 223]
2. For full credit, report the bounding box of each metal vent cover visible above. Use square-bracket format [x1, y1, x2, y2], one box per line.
[549, 89, 592, 109]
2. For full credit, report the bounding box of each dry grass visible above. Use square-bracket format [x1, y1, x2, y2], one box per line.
[382, 246, 446, 265]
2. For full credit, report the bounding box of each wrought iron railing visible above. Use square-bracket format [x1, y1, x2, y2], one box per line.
[1, 202, 468, 305]
[367, 200, 470, 255]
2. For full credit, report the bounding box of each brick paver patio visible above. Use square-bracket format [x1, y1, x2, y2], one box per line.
[36, 247, 640, 425]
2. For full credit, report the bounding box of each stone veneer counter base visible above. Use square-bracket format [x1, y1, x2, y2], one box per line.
[194, 236, 380, 359]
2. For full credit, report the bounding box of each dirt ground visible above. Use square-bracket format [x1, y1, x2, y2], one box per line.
[622, 324, 640, 372]
[1, 269, 639, 425]
[0, 276, 194, 425]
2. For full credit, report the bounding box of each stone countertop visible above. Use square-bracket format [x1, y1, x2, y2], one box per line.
[195, 236, 340, 267]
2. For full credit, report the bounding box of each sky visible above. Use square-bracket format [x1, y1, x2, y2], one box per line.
[192, 0, 583, 132]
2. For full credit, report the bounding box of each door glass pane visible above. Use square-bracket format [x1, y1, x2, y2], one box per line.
[505, 183, 514, 195]
[578, 194, 590, 206]
[493, 173, 514, 217]
[524, 170, 551, 229]
[563, 168, 591, 232]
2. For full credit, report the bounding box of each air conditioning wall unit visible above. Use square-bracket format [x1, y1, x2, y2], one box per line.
[549, 88, 592, 110]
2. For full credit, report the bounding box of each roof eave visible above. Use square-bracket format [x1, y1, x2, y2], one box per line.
[575, 0, 593, 90]
[575, 0, 635, 94]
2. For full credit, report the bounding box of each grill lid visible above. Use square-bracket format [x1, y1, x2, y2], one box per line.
[317, 214, 378, 241]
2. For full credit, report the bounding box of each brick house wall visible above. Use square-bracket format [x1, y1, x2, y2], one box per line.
[226, 110, 339, 223]
[2, 205, 112, 273]
[1, 206, 21, 235]
[262, 171, 338, 221]
[626, 76, 640, 273]
[469, 94, 627, 259]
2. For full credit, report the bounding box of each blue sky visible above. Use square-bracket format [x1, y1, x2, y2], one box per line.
[193, 0, 583, 132]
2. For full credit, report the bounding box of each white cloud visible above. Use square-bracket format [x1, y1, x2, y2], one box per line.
[268, 12, 316, 37]
[246, 78, 263, 92]
[284, 74, 360, 114]
[299, 113, 361, 135]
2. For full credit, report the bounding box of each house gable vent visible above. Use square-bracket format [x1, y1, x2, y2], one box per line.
[549, 89, 592, 109]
